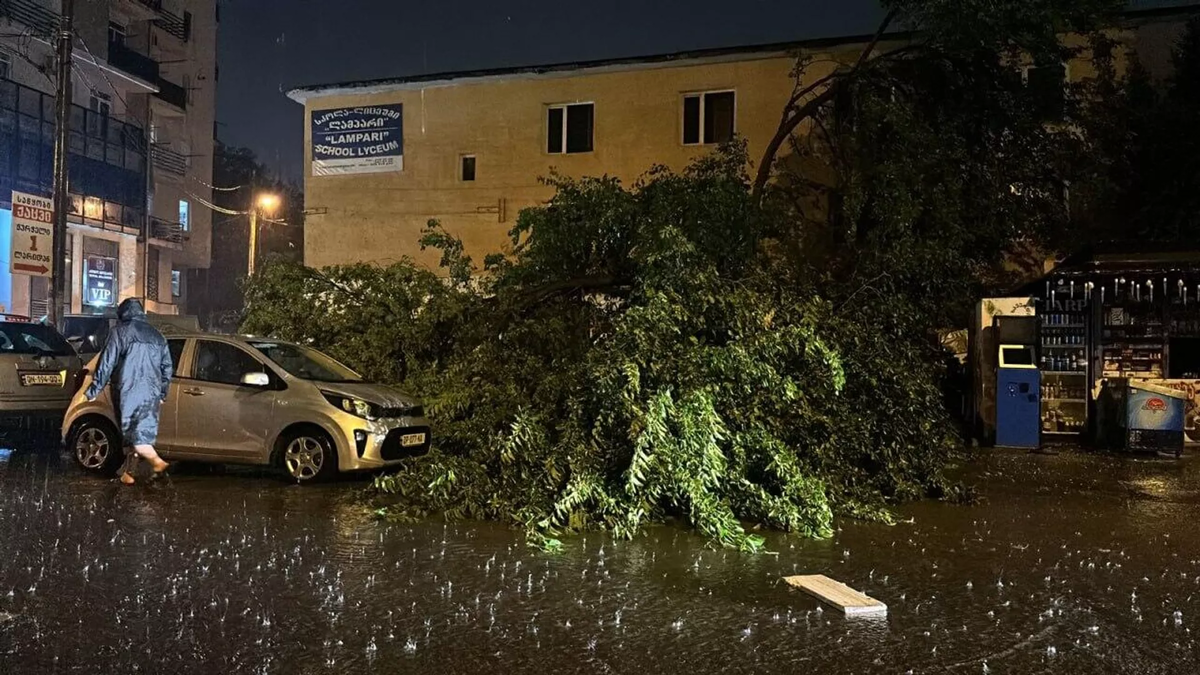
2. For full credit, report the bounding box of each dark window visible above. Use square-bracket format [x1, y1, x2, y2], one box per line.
[185, 10, 194, 40]
[167, 339, 186, 377]
[547, 103, 593, 154]
[546, 107, 563, 154]
[682, 95, 701, 145]
[108, 22, 126, 48]
[1027, 64, 1067, 119]
[90, 92, 111, 118]
[461, 155, 476, 181]
[683, 91, 735, 145]
[191, 340, 267, 386]
[0, 51, 10, 81]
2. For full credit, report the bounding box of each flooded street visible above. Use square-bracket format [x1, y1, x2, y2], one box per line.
[1, 446, 1198, 674]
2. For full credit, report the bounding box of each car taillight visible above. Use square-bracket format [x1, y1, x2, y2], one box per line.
[73, 368, 89, 394]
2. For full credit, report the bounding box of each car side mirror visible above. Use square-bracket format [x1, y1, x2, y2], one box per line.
[241, 372, 270, 388]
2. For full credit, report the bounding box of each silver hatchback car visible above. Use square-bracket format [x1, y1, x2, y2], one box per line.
[62, 332, 430, 482]
[0, 315, 85, 436]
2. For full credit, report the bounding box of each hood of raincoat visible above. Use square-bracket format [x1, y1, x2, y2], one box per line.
[117, 298, 146, 323]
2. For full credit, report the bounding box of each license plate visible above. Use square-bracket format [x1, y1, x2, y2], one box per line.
[20, 372, 64, 387]
[400, 433, 426, 447]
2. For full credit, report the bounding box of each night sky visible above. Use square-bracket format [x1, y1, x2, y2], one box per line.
[216, 0, 883, 180]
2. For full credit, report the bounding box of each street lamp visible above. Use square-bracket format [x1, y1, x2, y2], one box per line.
[248, 192, 280, 277]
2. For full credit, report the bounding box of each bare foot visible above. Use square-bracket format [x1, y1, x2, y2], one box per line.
[119, 472, 136, 485]
[150, 458, 169, 474]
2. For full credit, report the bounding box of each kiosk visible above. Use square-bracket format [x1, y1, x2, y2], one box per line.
[996, 343, 1041, 448]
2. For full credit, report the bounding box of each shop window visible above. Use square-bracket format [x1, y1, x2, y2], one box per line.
[461, 155, 476, 182]
[683, 91, 735, 145]
[179, 199, 190, 231]
[547, 103, 593, 154]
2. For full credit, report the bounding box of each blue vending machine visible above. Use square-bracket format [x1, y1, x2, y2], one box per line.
[996, 343, 1042, 448]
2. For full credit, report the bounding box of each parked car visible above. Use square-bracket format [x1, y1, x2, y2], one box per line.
[62, 332, 430, 482]
[0, 315, 86, 436]
[62, 313, 202, 356]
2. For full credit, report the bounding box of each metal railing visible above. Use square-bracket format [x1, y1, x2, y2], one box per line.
[155, 78, 187, 110]
[151, 144, 188, 176]
[107, 41, 160, 84]
[150, 217, 187, 244]
[0, 0, 57, 38]
[155, 9, 189, 41]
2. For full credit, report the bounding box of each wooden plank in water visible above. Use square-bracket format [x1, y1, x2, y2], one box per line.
[783, 574, 888, 616]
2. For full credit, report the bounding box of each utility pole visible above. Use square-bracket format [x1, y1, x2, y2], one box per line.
[247, 208, 258, 278]
[48, 0, 75, 326]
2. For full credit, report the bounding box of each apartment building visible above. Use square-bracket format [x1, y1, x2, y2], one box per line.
[0, 0, 216, 318]
[287, 3, 1197, 273]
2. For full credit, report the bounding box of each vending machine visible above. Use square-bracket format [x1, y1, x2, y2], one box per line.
[994, 316, 1041, 449]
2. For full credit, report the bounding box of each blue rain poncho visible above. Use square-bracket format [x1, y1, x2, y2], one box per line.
[84, 299, 173, 446]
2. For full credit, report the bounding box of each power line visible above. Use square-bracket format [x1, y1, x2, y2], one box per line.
[191, 175, 244, 192]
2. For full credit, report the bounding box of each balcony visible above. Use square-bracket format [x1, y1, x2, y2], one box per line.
[107, 41, 160, 85]
[150, 218, 187, 246]
[151, 144, 188, 176]
[154, 9, 190, 42]
[154, 78, 187, 111]
[0, 0, 57, 38]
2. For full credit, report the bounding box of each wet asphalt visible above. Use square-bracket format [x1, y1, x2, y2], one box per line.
[1, 441, 1199, 674]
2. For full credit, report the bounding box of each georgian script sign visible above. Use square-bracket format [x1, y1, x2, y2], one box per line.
[10, 191, 54, 278]
[311, 105, 404, 176]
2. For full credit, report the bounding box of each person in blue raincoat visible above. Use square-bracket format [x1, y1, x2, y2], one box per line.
[85, 298, 174, 485]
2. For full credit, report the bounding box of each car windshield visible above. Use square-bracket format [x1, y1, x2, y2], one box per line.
[248, 341, 362, 383]
[0, 322, 75, 357]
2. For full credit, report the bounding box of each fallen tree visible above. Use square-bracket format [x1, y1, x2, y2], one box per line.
[244, 149, 964, 551]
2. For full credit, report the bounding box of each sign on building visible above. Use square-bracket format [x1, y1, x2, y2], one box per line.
[83, 255, 117, 308]
[10, 191, 54, 278]
[310, 104, 404, 176]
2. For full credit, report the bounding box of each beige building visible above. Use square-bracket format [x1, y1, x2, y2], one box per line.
[0, 0, 217, 318]
[288, 6, 1197, 272]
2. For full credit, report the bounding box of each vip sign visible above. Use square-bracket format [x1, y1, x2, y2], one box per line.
[10, 191, 54, 278]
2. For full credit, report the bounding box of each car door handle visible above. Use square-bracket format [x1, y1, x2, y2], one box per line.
[183, 388, 205, 396]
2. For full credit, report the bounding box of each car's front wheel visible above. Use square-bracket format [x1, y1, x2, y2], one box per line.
[69, 418, 122, 474]
[280, 429, 336, 483]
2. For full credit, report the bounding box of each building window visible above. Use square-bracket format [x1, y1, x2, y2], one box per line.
[461, 155, 476, 182]
[108, 22, 127, 48]
[171, 270, 181, 298]
[1024, 63, 1068, 118]
[89, 91, 111, 117]
[0, 50, 11, 80]
[683, 91, 736, 145]
[547, 103, 594, 154]
[179, 199, 190, 231]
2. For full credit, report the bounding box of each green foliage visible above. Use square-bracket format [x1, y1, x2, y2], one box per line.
[245, 145, 960, 551]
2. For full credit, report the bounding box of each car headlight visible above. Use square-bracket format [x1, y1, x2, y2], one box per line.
[322, 392, 380, 420]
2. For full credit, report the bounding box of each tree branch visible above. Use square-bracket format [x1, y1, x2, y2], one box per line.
[752, 9, 899, 201]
